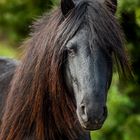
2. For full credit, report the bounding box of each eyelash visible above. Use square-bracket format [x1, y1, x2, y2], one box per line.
[66, 45, 77, 57]
[67, 48, 75, 56]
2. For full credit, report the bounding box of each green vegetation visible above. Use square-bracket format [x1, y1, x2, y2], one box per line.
[91, 74, 140, 140]
[0, 0, 140, 139]
[0, 42, 18, 58]
[91, 0, 140, 139]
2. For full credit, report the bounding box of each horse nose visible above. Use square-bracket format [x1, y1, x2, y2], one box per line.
[80, 104, 88, 122]
[102, 106, 107, 118]
[79, 104, 107, 124]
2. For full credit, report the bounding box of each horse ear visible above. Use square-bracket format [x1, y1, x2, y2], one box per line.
[106, 0, 117, 14]
[110, 0, 117, 14]
[61, 0, 75, 16]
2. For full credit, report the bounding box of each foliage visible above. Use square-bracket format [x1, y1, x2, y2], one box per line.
[91, 74, 139, 140]
[91, 0, 140, 139]
[0, 42, 18, 58]
[0, 0, 140, 140]
[0, 0, 57, 44]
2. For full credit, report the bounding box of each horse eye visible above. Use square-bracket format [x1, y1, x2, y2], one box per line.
[108, 48, 113, 54]
[107, 45, 113, 54]
[67, 46, 77, 56]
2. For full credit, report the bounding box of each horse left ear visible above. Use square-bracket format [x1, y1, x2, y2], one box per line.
[61, 0, 75, 17]
[106, 0, 117, 14]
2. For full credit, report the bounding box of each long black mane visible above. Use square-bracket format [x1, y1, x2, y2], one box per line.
[0, 1, 131, 140]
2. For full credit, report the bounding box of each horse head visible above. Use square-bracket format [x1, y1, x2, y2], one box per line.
[60, 0, 124, 130]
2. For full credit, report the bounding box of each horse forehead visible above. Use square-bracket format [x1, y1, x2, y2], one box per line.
[74, 0, 105, 4]
[68, 28, 90, 46]
[98, 0, 105, 3]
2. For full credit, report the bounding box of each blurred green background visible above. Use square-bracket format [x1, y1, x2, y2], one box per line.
[0, 0, 140, 140]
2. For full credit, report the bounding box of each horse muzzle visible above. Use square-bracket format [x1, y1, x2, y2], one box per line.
[77, 104, 108, 130]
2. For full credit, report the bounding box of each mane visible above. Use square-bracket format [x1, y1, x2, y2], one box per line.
[0, 1, 131, 140]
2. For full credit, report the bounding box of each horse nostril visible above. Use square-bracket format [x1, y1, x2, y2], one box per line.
[80, 104, 88, 122]
[103, 106, 107, 117]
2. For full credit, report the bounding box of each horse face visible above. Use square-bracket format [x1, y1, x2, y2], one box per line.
[65, 27, 113, 130]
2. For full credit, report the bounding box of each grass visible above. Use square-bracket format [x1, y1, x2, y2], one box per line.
[0, 42, 18, 58]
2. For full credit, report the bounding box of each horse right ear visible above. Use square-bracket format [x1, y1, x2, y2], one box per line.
[61, 0, 75, 17]
[106, 0, 117, 14]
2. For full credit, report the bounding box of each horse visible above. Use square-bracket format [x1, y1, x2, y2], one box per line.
[0, 0, 131, 139]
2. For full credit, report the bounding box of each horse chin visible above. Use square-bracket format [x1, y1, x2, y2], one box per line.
[80, 122, 104, 131]
[78, 116, 106, 131]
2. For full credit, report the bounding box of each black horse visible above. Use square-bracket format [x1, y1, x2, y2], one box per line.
[0, 58, 18, 118]
[0, 0, 131, 140]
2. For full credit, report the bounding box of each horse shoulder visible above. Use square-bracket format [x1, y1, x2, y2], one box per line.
[0, 57, 19, 117]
